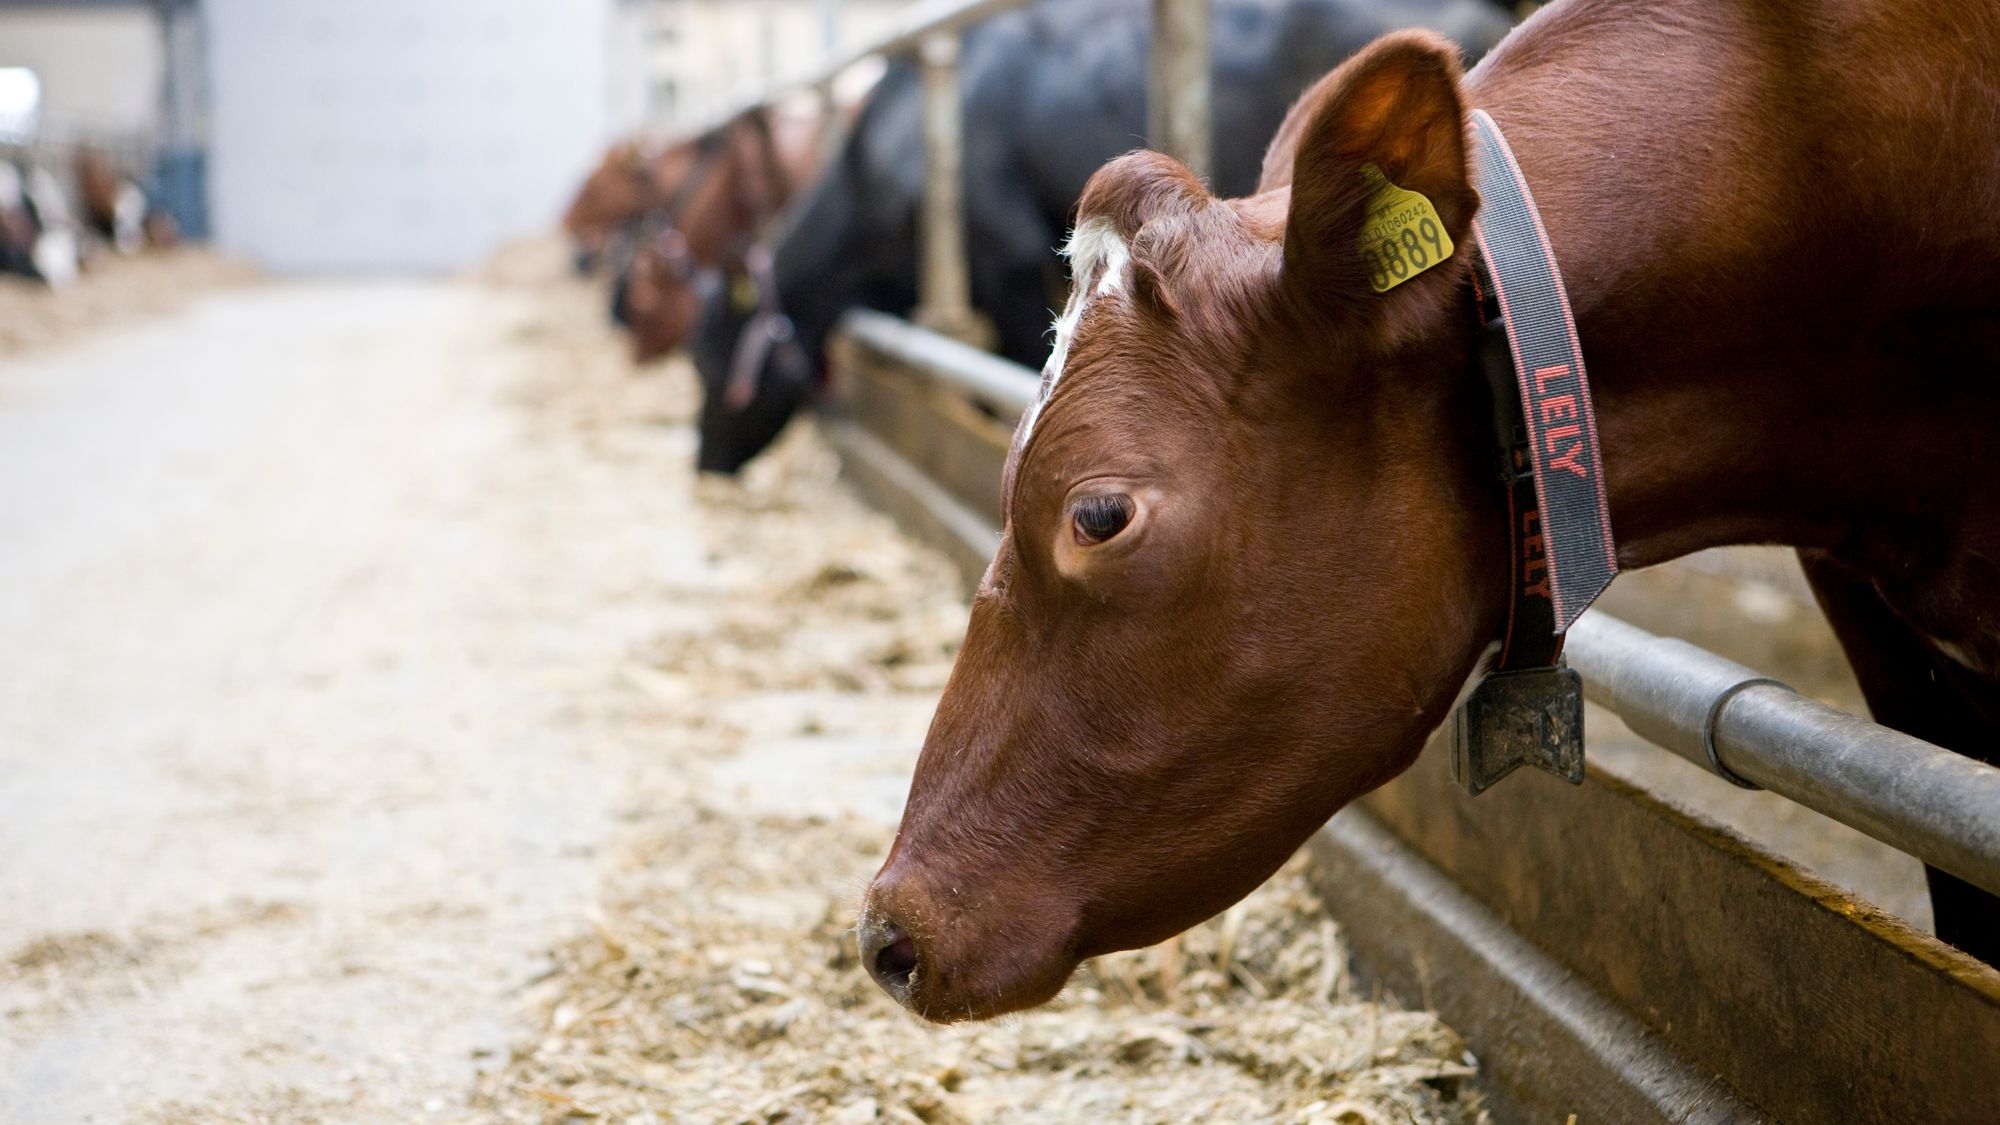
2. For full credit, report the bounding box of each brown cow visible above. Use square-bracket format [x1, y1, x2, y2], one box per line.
[561, 140, 697, 273]
[618, 106, 825, 363]
[858, 0, 2000, 1020]
[74, 146, 174, 253]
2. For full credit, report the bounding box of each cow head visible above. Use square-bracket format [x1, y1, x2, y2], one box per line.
[688, 257, 818, 474]
[564, 143, 670, 274]
[620, 228, 707, 364]
[858, 32, 1508, 1021]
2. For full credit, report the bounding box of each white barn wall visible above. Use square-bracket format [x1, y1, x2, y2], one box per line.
[603, 1, 653, 139]
[205, 0, 612, 273]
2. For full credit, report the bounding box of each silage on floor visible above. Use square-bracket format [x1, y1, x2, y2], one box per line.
[466, 259, 1486, 1125]
[471, 807, 1480, 1125]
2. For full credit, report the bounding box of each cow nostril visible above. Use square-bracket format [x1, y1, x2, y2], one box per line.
[876, 933, 918, 983]
[866, 923, 919, 993]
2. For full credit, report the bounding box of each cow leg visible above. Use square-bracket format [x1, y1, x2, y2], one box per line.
[1799, 551, 2000, 964]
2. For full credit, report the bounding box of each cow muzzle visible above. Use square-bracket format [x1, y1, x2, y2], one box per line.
[856, 860, 1081, 1022]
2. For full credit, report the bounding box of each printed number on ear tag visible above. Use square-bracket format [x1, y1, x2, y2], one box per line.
[730, 274, 760, 313]
[1359, 163, 1454, 294]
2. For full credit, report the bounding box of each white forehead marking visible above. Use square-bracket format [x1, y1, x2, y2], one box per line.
[1018, 219, 1129, 443]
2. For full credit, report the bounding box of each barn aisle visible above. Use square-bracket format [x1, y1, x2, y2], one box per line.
[0, 265, 1483, 1124]
[0, 269, 926, 1121]
[0, 275, 642, 1118]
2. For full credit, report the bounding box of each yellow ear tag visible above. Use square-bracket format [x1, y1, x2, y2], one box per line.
[730, 273, 760, 312]
[1359, 163, 1454, 293]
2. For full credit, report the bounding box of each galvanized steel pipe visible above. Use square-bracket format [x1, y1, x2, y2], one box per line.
[1148, 0, 1212, 181]
[914, 32, 979, 343]
[839, 308, 1037, 417]
[667, 0, 1040, 139]
[1568, 612, 2000, 900]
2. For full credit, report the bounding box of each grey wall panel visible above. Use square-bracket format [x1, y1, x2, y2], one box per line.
[206, 0, 610, 273]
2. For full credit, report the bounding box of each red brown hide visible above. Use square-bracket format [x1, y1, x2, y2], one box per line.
[561, 141, 689, 264]
[619, 108, 826, 364]
[859, 0, 2000, 1021]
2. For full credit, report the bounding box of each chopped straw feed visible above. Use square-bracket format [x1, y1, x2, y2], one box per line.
[463, 253, 1489, 1125]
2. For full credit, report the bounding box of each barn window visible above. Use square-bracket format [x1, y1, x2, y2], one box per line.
[0, 67, 40, 143]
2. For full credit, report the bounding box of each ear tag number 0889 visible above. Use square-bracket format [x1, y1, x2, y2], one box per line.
[1359, 163, 1454, 293]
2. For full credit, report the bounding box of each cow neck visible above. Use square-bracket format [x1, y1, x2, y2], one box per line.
[663, 131, 730, 230]
[741, 109, 794, 222]
[1462, 107, 1616, 673]
[723, 244, 812, 411]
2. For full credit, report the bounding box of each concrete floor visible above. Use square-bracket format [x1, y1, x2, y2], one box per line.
[0, 278, 862, 1121]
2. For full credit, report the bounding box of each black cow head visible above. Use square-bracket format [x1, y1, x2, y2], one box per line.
[689, 261, 818, 475]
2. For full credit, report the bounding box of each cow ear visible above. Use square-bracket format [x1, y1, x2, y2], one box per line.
[1279, 31, 1476, 318]
[1125, 252, 1180, 321]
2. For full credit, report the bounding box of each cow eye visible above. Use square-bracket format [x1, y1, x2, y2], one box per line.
[1071, 493, 1135, 545]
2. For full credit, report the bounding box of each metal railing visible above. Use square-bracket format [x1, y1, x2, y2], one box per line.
[670, 0, 1040, 142]
[843, 307, 1037, 416]
[0, 110, 159, 177]
[662, 0, 1214, 345]
[1571, 614, 2000, 899]
[836, 311, 2000, 903]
